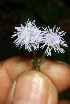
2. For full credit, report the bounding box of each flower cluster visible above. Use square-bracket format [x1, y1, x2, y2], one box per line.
[12, 20, 43, 52]
[12, 19, 68, 56]
[40, 26, 68, 56]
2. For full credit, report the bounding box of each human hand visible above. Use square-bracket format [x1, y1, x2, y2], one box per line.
[0, 56, 70, 104]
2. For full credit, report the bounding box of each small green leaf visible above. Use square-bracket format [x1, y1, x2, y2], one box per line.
[31, 59, 38, 67]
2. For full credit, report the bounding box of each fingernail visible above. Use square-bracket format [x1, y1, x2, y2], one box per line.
[10, 71, 49, 104]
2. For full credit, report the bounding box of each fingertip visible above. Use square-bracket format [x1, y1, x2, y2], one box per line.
[40, 59, 70, 92]
[6, 70, 58, 104]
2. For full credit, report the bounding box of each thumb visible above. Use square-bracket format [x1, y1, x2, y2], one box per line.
[6, 70, 58, 104]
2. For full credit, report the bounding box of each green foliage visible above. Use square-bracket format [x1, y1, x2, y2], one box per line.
[20, 11, 34, 24]
[0, 0, 5, 5]
[10, 0, 35, 5]
[9, 0, 60, 24]
[10, 0, 27, 4]
[36, 4, 59, 24]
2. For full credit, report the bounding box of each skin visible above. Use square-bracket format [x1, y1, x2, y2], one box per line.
[0, 55, 70, 104]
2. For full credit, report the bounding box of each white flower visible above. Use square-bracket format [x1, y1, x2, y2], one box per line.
[40, 26, 68, 56]
[12, 20, 43, 52]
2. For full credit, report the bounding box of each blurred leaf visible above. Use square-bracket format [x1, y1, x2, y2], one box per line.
[0, 0, 5, 5]
[20, 11, 34, 24]
[10, 0, 26, 4]
[10, 0, 35, 5]
[0, 10, 2, 19]
[62, 7, 70, 18]
[36, 4, 59, 24]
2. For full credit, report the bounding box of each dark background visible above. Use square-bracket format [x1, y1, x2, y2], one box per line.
[0, 0, 70, 101]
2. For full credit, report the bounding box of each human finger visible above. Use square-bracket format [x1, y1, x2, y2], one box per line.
[6, 70, 58, 104]
[39, 58, 70, 93]
[0, 56, 70, 103]
[0, 56, 33, 104]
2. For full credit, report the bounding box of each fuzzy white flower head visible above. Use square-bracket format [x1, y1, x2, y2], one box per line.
[12, 20, 43, 52]
[40, 26, 68, 56]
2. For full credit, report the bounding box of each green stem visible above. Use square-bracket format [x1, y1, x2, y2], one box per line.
[31, 47, 39, 70]
[38, 52, 46, 69]
[31, 47, 46, 71]
[31, 47, 36, 60]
